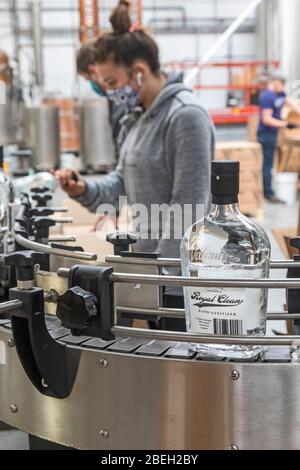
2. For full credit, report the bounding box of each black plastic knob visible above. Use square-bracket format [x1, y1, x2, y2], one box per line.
[32, 193, 53, 207]
[106, 232, 138, 255]
[29, 207, 55, 218]
[31, 187, 49, 194]
[4, 250, 47, 281]
[57, 286, 97, 330]
[31, 217, 56, 240]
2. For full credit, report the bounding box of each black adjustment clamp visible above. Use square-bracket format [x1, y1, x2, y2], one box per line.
[106, 232, 138, 255]
[31, 217, 56, 242]
[56, 265, 114, 340]
[6, 249, 79, 399]
[4, 251, 47, 283]
[31, 187, 50, 194]
[28, 207, 55, 218]
[32, 193, 53, 207]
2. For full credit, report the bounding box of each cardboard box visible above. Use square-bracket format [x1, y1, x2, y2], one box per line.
[216, 142, 263, 171]
[216, 142, 264, 216]
[248, 115, 259, 142]
[272, 228, 297, 259]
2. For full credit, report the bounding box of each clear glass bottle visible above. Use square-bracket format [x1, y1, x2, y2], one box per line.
[180, 161, 271, 360]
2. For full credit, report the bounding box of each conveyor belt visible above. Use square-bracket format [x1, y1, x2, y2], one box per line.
[0, 320, 297, 449]
[2, 317, 293, 363]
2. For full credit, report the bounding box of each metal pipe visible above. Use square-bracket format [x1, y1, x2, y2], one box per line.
[0, 5, 186, 15]
[110, 273, 300, 289]
[185, 0, 265, 85]
[10, 0, 21, 72]
[13, 232, 97, 261]
[117, 306, 185, 319]
[48, 236, 77, 243]
[29, 0, 44, 89]
[58, 267, 300, 288]
[79, 0, 99, 43]
[106, 256, 298, 270]
[50, 207, 68, 213]
[0, 299, 23, 315]
[0, 290, 57, 315]
[105, 255, 181, 267]
[112, 326, 300, 347]
[52, 218, 74, 224]
[271, 261, 300, 269]
[267, 314, 300, 321]
[116, 306, 300, 322]
[57, 268, 70, 278]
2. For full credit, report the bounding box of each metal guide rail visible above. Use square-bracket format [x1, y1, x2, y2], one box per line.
[1, 188, 300, 449]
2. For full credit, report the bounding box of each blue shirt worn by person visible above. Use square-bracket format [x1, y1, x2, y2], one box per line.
[258, 89, 286, 134]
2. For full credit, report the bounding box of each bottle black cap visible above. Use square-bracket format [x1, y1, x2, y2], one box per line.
[211, 160, 240, 205]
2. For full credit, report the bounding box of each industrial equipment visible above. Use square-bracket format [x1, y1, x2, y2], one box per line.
[23, 105, 60, 171]
[0, 174, 8, 256]
[80, 99, 116, 172]
[0, 86, 16, 149]
[0, 185, 300, 449]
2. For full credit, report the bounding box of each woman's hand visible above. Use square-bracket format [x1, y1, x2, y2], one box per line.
[55, 169, 86, 198]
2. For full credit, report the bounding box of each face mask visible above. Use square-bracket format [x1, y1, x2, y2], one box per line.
[107, 85, 140, 112]
[90, 81, 106, 97]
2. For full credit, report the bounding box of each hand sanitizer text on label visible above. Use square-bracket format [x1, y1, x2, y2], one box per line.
[188, 287, 247, 335]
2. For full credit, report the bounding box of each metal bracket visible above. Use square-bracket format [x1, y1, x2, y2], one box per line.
[58, 265, 115, 341]
[9, 287, 80, 399]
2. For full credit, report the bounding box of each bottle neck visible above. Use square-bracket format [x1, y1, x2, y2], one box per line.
[209, 203, 241, 218]
[212, 193, 239, 205]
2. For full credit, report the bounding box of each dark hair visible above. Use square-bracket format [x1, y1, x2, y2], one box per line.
[76, 42, 97, 75]
[94, 1, 160, 75]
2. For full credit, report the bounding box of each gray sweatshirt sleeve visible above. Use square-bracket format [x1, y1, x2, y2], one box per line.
[73, 166, 125, 213]
[157, 105, 215, 260]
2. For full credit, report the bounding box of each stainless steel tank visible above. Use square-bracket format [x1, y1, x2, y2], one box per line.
[24, 105, 60, 171]
[0, 173, 8, 254]
[0, 86, 16, 146]
[80, 98, 116, 171]
[257, 0, 300, 83]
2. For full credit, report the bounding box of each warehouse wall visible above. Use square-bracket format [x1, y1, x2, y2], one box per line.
[0, 0, 257, 109]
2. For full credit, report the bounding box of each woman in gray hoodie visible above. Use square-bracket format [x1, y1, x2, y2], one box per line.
[56, 0, 215, 261]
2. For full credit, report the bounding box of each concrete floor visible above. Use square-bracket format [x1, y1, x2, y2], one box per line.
[0, 429, 29, 450]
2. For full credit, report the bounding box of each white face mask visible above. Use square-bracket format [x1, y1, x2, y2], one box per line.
[107, 85, 140, 112]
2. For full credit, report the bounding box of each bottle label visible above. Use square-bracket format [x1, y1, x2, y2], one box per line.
[188, 287, 247, 335]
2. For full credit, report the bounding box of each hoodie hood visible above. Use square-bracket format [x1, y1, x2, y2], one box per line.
[143, 71, 192, 120]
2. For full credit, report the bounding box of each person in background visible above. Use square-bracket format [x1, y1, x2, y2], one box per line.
[58, 0, 214, 259]
[258, 72, 300, 203]
[76, 41, 106, 97]
[76, 41, 127, 149]
[57, 0, 215, 330]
